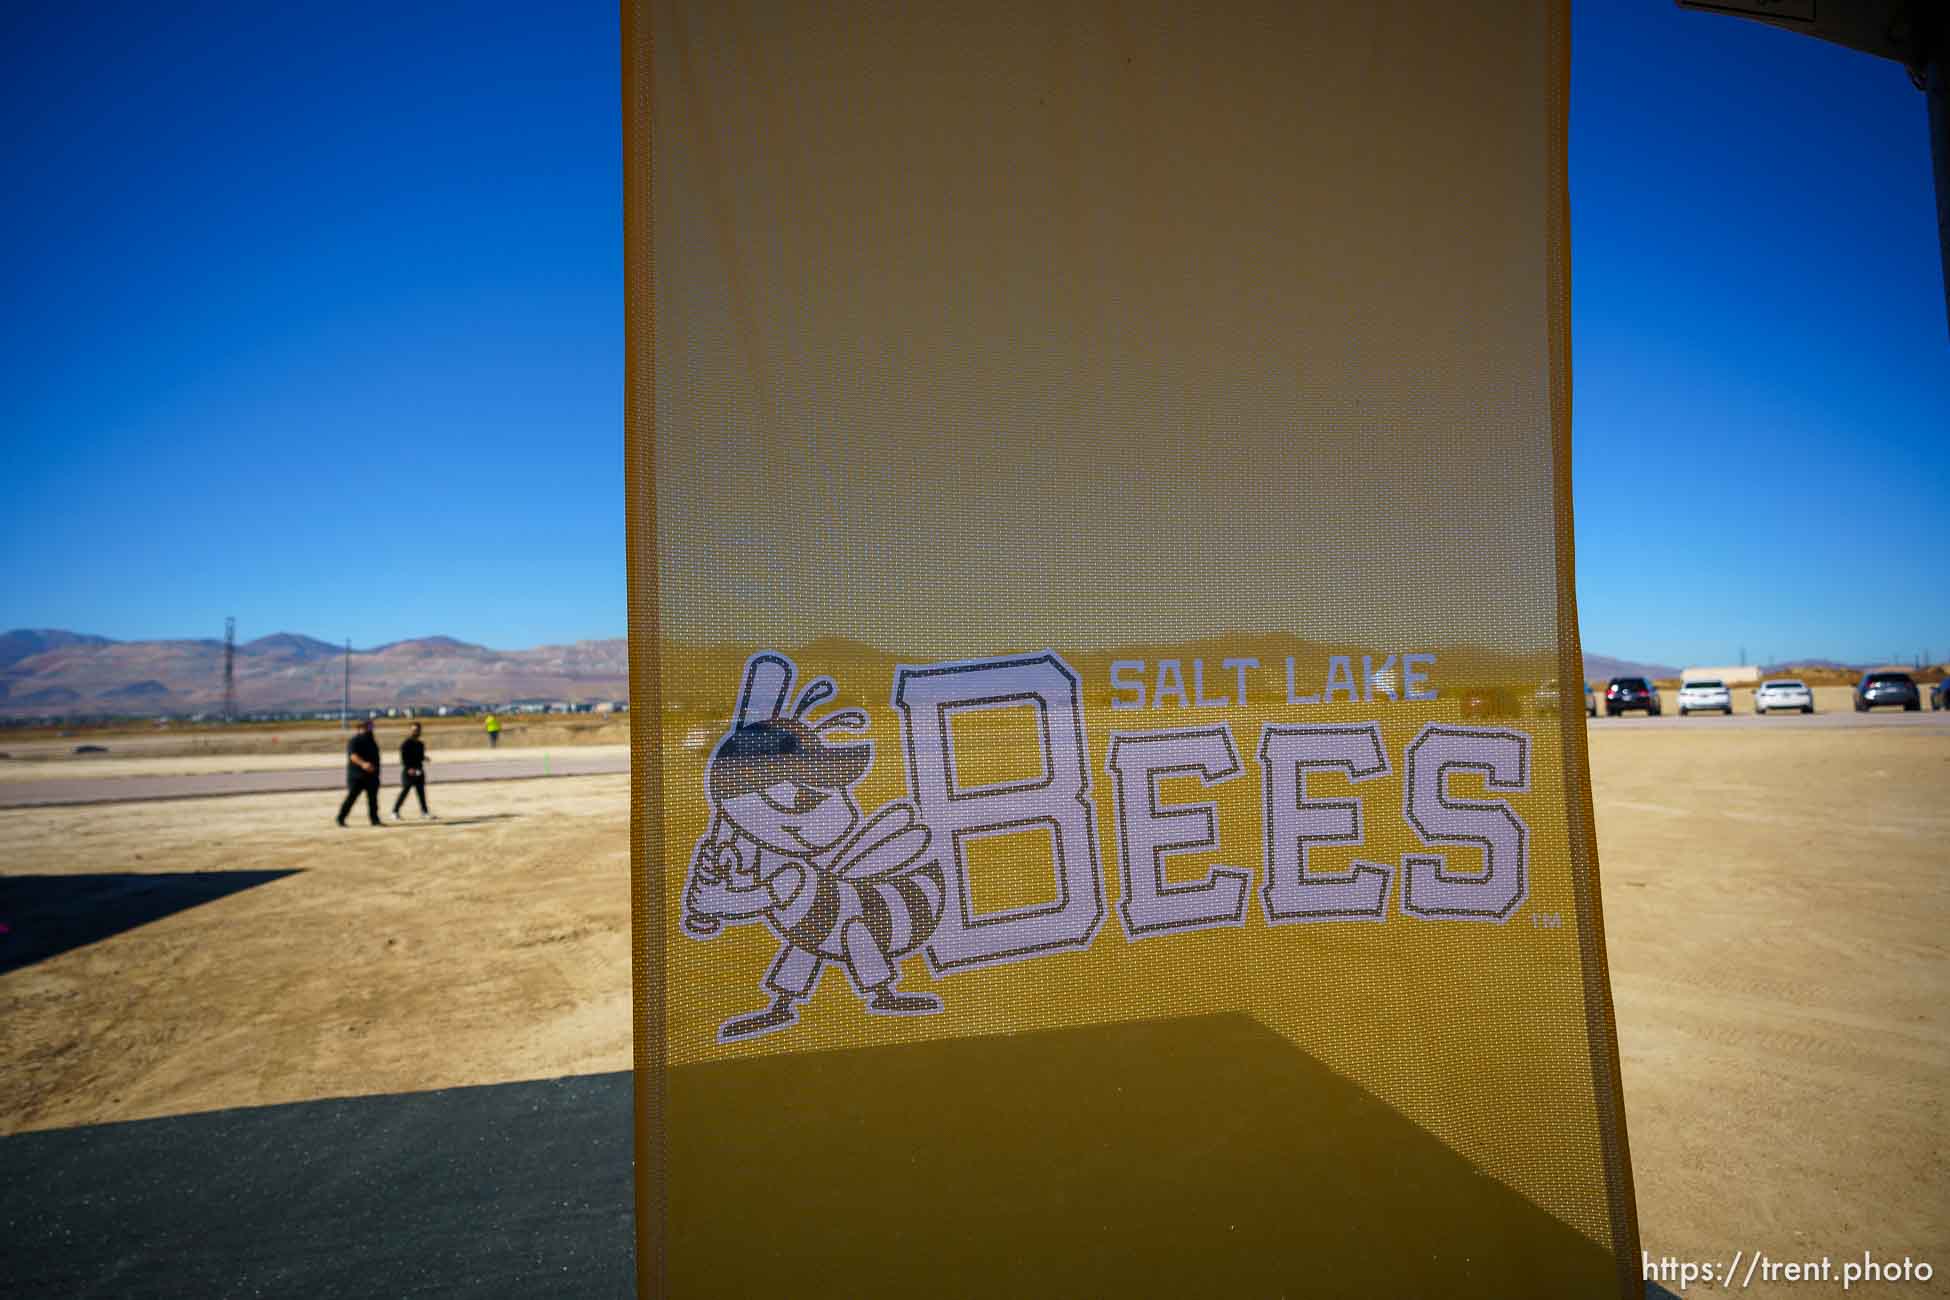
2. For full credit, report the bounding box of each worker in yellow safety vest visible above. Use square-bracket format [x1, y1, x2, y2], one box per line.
[484, 713, 501, 748]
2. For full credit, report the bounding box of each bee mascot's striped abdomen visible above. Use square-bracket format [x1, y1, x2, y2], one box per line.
[780, 861, 946, 962]
[859, 862, 946, 957]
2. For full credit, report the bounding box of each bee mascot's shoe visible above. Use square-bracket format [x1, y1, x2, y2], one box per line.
[719, 994, 799, 1041]
[867, 986, 942, 1015]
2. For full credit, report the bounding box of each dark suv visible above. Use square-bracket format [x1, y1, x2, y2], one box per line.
[1604, 676, 1661, 717]
[1854, 671, 1920, 712]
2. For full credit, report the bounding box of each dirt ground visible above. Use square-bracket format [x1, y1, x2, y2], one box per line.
[1589, 725, 1948, 1291]
[2, 721, 1945, 1295]
[0, 775, 633, 1128]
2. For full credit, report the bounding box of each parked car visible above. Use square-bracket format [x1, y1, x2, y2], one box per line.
[1604, 676, 1661, 717]
[1461, 685, 1523, 720]
[1677, 679, 1732, 716]
[1853, 671, 1920, 712]
[1933, 678, 1949, 711]
[1585, 682, 1597, 717]
[1754, 679, 1814, 714]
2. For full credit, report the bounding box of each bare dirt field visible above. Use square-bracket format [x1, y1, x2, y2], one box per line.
[1591, 723, 1948, 1293]
[2, 719, 1945, 1295]
[1, 775, 633, 1129]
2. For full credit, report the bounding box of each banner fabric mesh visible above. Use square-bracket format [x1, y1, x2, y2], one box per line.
[626, 2, 1639, 1293]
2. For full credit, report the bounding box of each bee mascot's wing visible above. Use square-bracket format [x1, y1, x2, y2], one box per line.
[837, 804, 932, 880]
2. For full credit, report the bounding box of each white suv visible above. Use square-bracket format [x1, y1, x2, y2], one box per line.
[1754, 679, 1814, 714]
[1678, 679, 1732, 716]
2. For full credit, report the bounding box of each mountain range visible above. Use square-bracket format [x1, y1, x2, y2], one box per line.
[0, 628, 1749, 719]
[0, 630, 628, 718]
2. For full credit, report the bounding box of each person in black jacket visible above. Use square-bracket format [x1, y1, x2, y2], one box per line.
[337, 718, 384, 827]
[393, 722, 434, 819]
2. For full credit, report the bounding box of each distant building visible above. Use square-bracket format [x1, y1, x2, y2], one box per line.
[1682, 665, 1760, 686]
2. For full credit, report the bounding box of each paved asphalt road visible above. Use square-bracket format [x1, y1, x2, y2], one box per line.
[5, 711, 1943, 809]
[0, 752, 632, 809]
[3, 1072, 635, 1298]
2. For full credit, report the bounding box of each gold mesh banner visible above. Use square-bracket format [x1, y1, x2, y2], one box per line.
[626, 2, 1638, 1293]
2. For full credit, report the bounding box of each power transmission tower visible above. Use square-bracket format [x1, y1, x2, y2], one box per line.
[342, 638, 351, 731]
[222, 617, 237, 722]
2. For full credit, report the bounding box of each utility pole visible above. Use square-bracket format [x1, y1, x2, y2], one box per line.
[342, 637, 351, 731]
[222, 616, 236, 723]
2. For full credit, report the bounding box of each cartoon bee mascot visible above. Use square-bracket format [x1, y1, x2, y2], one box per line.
[684, 654, 946, 1041]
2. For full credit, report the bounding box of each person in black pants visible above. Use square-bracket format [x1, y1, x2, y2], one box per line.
[337, 718, 384, 827]
[394, 722, 434, 819]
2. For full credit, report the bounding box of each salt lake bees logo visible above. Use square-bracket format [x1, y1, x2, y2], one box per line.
[683, 654, 948, 1041]
[682, 647, 1537, 1047]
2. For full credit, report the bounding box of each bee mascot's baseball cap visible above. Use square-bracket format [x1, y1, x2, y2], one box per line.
[708, 717, 872, 802]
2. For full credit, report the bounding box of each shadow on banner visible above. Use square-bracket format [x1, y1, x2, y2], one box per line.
[671, 1013, 1616, 1295]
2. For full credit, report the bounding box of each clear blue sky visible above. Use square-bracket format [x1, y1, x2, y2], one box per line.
[3, 1, 1944, 665]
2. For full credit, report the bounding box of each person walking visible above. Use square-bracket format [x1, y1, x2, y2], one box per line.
[337, 718, 383, 827]
[393, 721, 434, 819]
[484, 713, 501, 748]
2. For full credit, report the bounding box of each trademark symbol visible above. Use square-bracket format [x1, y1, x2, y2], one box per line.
[1529, 912, 1562, 929]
